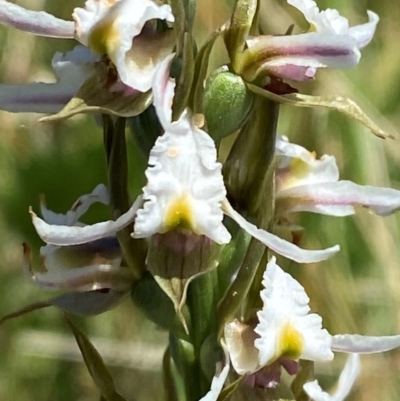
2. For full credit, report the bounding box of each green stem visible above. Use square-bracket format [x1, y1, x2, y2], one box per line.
[102, 115, 146, 281]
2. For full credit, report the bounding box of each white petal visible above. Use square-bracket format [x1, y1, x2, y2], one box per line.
[73, 0, 174, 92]
[287, 0, 349, 35]
[199, 342, 230, 401]
[41, 183, 110, 225]
[275, 136, 339, 192]
[0, 0, 74, 38]
[332, 334, 400, 354]
[277, 180, 400, 217]
[254, 257, 333, 366]
[303, 354, 361, 401]
[222, 200, 340, 263]
[348, 11, 379, 49]
[31, 195, 143, 246]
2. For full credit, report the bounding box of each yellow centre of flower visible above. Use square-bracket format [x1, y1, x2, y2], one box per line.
[89, 19, 120, 55]
[278, 323, 304, 359]
[163, 196, 194, 232]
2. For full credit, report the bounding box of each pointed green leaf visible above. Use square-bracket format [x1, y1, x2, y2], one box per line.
[130, 272, 190, 340]
[248, 84, 393, 139]
[169, 0, 186, 54]
[224, 0, 258, 73]
[64, 314, 128, 401]
[146, 232, 220, 333]
[189, 25, 227, 114]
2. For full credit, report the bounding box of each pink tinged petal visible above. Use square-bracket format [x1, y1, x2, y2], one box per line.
[277, 181, 400, 217]
[199, 342, 230, 401]
[0, 0, 74, 38]
[331, 334, 400, 354]
[244, 33, 360, 82]
[303, 354, 360, 401]
[51, 289, 128, 316]
[348, 11, 379, 49]
[224, 320, 261, 375]
[0, 46, 98, 114]
[222, 200, 340, 263]
[23, 238, 133, 292]
[41, 183, 110, 225]
[31, 195, 143, 246]
[254, 257, 333, 367]
[152, 53, 180, 129]
[0, 83, 75, 114]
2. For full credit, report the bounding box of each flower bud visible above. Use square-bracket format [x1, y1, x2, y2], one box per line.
[204, 70, 254, 140]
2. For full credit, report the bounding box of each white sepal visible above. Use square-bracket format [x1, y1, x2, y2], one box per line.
[331, 334, 400, 354]
[303, 354, 361, 401]
[222, 200, 339, 263]
[31, 195, 143, 246]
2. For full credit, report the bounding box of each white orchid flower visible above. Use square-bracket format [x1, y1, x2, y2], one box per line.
[275, 136, 400, 217]
[224, 257, 400, 387]
[73, 0, 175, 92]
[30, 55, 339, 265]
[25, 184, 136, 292]
[0, 0, 175, 104]
[303, 354, 361, 401]
[0, 45, 98, 114]
[240, 0, 378, 82]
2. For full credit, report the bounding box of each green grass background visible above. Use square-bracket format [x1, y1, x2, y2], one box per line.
[0, 0, 400, 400]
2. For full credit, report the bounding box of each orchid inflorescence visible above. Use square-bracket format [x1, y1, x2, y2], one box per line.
[0, 0, 399, 400]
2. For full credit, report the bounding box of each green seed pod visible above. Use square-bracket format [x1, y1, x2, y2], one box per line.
[204, 69, 254, 140]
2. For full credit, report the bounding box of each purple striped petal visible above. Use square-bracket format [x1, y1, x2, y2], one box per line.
[243, 32, 359, 81]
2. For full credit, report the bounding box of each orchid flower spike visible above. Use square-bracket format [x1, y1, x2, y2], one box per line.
[26, 184, 136, 293]
[30, 54, 339, 265]
[275, 135, 400, 218]
[224, 257, 400, 388]
[239, 0, 378, 83]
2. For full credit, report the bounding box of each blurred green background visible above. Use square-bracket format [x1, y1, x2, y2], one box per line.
[1, 0, 400, 400]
